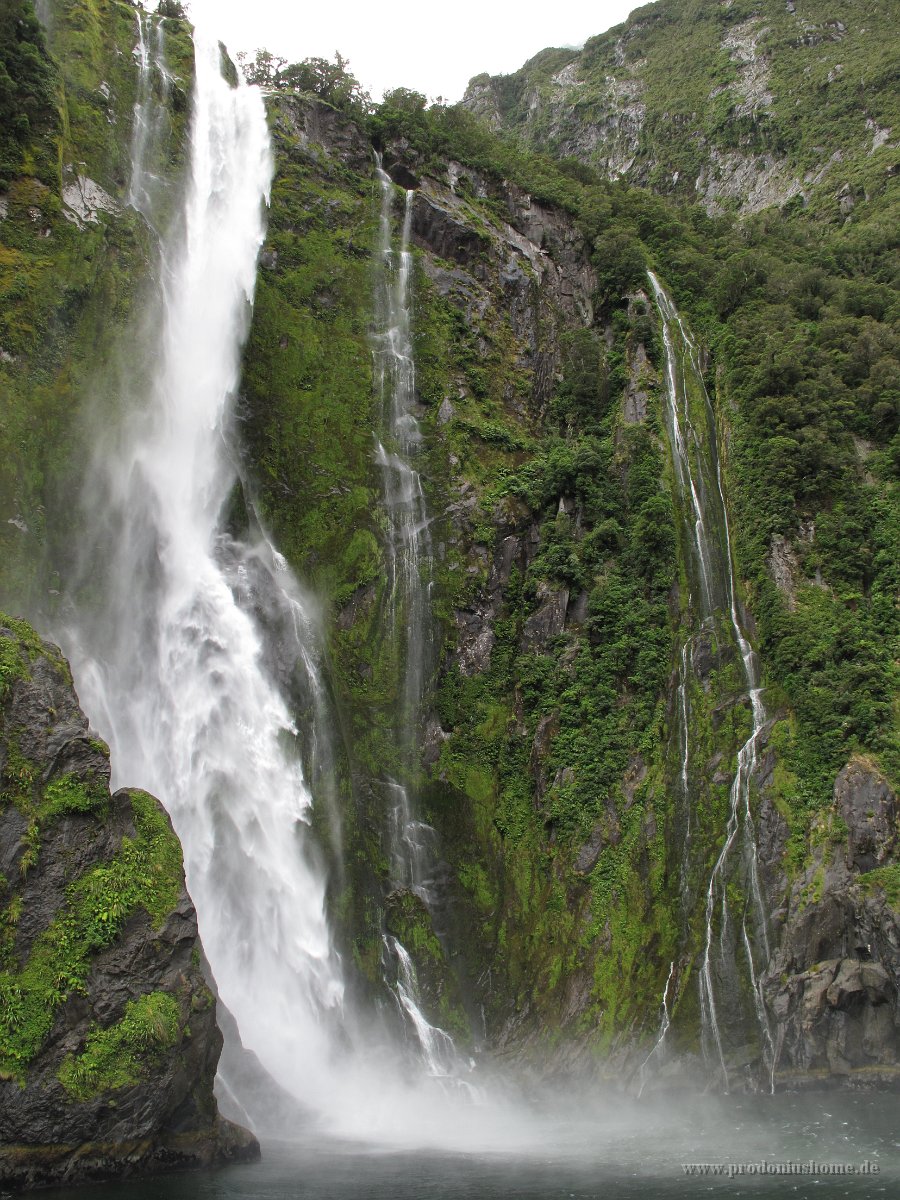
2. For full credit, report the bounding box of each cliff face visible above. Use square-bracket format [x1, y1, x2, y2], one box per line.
[462, 0, 898, 220]
[241, 86, 898, 1087]
[0, 616, 258, 1189]
[0, 0, 896, 1109]
[0, 0, 193, 617]
[759, 758, 900, 1085]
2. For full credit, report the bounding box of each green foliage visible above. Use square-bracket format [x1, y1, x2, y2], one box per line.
[0, 0, 58, 186]
[0, 0, 193, 614]
[240, 49, 370, 112]
[369, 88, 429, 148]
[0, 790, 183, 1078]
[58, 990, 181, 1100]
[155, 0, 186, 17]
[860, 865, 900, 909]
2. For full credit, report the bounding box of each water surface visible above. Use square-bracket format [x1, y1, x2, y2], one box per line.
[42, 1092, 898, 1200]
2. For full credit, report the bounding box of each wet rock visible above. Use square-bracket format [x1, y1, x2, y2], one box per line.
[271, 95, 372, 173]
[61, 173, 119, 228]
[574, 807, 621, 875]
[521, 583, 569, 650]
[566, 590, 589, 626]
[422, 715, 450, 767]
[624, 342, 653, 423]
[411, 191, 490, 269]
[834, 758, 897, 872]
[384, 159, 419, 190]
[768, 534, 799, 611]
[760, 760, 900, 1084]
[530, 711, 559, 801]
[454, 607, 495, 676]
[0, 619, 257, 1190]
[690, 630, 717, 681]
[574, 825, 606, 875]
[622, 755, 646, 807]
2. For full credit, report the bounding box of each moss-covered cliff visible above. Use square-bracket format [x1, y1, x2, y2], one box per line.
[237, 50, 897, 1084]
[0, 0, 897, 1107]
[0, 0, 193, 616]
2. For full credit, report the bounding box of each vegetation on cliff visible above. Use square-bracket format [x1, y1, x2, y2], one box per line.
[463, 0, 898, 220]
[0, 0, 896, 1085]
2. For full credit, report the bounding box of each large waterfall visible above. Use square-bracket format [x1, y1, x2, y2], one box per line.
[64, 24, 346, 1112]
[648, 273, 772, 1089]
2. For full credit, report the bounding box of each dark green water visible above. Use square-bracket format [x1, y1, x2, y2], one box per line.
[35, 1092, 899, 1200]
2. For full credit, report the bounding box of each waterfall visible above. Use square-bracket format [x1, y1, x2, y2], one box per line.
[637, 961, 675, 1096]
[648, 272, 772, 1090]
[63, 25, 346, 1113]
[372, 158, 465, 1077]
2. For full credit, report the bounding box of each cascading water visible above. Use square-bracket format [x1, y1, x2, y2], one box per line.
[372, 157, 463, 1079]
[648, 272, 772, 1090]
[64, 23, 347, 1114]
[637, 961, 675, 1096]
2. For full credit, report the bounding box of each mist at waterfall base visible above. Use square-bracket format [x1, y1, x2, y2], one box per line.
[46, 11, 898, 1196]
[32, 1092, 900, 1199]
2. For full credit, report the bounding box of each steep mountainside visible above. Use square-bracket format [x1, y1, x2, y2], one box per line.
[463, 0, 898, 219]
[0, 0, 897, 1119]
[0, 0, 192, 614]
[239, 79, 898, 1084]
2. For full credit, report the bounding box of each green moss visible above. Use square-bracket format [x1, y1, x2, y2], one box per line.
[859, 865, 900, 910]
[0, 789, 183, 1079]
[58, 990, 181, 1100]
[0, 611, 69, 696]
[385, 889, 443, 963]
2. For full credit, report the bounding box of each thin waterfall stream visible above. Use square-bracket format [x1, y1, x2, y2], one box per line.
[648, 272, 773, 1090]
[372, 157, 465, 1081]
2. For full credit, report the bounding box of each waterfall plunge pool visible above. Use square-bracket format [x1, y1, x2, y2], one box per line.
[36, 1091, 898, 1199]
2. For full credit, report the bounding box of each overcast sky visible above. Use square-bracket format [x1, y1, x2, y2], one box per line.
[188, 0, 641, 103]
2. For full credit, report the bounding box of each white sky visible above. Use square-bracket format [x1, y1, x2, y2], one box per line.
[189, 0, 641, 103]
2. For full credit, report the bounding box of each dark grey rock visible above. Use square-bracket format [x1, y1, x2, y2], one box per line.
[834, 759, 897, 872]
[521, 584, 569, 650]
[760, 759, 900, 1085]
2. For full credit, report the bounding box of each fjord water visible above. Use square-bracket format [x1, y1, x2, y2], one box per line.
[34, 1092, 900, 1199]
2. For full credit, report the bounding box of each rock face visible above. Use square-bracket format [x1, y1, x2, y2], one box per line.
[0, 616, 258, 1190]
[760, 758, 900, 1086]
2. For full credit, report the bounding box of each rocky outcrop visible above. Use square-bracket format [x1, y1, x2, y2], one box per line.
[0, 616, 257, 1190]
[761, 758, 900, 1086]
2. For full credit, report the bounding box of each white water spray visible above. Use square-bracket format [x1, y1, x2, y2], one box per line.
[67, 26, 346, 1109]
[637, 961, 675, 1096]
